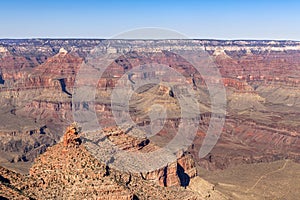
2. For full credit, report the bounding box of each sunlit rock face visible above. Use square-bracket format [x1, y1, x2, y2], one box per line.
[0, 39, 299, 173]
[0, 124, 223, 200]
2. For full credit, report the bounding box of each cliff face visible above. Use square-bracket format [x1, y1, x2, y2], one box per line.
[0, 124, 225, 200]
[0, 39, 299, 173]
[98, 126, 198, 187]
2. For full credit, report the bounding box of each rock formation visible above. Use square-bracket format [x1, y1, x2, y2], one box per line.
[0, 39, 299, 173]
[0, 124, 226, 199]
[62, 123, 81, 148]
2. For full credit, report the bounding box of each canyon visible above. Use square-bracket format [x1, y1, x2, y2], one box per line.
[0, 39, 299, 199]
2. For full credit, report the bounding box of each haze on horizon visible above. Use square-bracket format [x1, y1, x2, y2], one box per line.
[0, 0, 300, 41]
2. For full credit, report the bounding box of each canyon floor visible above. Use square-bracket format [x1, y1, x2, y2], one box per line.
[200, 160, 300, 200]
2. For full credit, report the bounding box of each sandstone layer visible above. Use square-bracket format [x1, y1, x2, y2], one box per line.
[0, 39, 299, 173]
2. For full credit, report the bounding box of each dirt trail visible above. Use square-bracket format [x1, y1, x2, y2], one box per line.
[246, 160, 289, 193]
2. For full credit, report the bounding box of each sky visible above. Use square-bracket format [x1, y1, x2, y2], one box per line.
[0, 0, 300, 40]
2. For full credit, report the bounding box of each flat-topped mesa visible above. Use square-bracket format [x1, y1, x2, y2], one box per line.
[99, 126, 198, 187]
[62, 122, 82, 148]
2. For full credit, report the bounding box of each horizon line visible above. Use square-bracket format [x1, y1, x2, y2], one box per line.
[0, 38, 300, 42]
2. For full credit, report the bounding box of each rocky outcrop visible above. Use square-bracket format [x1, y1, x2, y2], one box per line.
[137, 152, 197, 187]
[62, 123, 81, 148]
[99, 126, 198, 187]
[0, 124, 226, 199]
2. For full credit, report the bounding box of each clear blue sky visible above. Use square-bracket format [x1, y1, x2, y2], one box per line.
[1, 0, 300, 40]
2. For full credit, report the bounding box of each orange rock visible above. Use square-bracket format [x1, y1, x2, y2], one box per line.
[63, 123, 81, 148]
